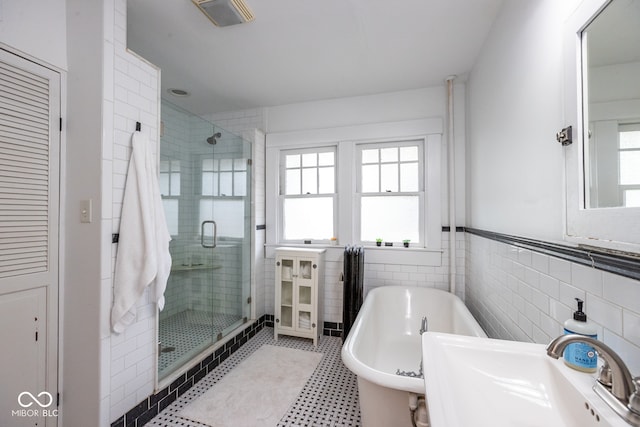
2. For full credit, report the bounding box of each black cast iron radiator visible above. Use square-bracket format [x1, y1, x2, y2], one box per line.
[342, 245, 364, 341]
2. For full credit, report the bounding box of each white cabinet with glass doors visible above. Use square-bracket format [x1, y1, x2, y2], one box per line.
[274, 248, 325, 346]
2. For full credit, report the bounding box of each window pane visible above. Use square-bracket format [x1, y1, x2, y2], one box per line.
[362, 165, 379, 193]
[162, 199, 179, 235]
[212, 174, 219, 196]
[202, 158, 214, 171]
[170, 172, 181, 195]
[620, 131, 640, 149]
[171, 160, 180, 171]
[380, 147, 398, 162]
[159, 173, 169, 195]
[400, 163, 419, 192]
[302, 153, 317, 167]
[286, 154, 300, 168]
[620, 151, 640, 185]
[202, 171, 214, 196]
[360, 196, 419, 242]
[400, 146, 419, 161]
[319, 151, 334, 166]
[234, 171, 246, 196]
[302, 168, 318, 194]
[220, 171, 233, 195]
[284, 197, 333, 240]
[200, 199, 213, 223]
[219, 159, 233, 171]
[318, 167, 334, 194]
[160, 160, 169, 173]
[362, 149, 378, 164]
[380, 163, 398, 192]
[286, 169, 301, 195]
[624, 189, 640, 207]
[234, 158, 246, 171]
[199, 200, 245, 239]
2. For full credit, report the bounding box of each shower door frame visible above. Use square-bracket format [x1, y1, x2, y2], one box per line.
[154, 101, 255, 390]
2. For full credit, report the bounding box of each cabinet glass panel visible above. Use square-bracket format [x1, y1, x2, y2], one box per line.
[281, 281, 293, 306]
[281, 259, 294, 281]
[299, 260, 312, 279]
[299, 286, 311, 305]
[298, 310, 312, 330]
[281, 306, 293, 328]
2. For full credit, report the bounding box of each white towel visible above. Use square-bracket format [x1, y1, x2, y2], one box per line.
[111, 131, 172, 334]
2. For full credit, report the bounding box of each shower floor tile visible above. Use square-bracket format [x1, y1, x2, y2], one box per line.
[159, 310, 242, 375]
[148, 327, 361, 427]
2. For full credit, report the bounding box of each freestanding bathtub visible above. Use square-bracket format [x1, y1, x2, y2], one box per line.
[341, 286, 487, 427]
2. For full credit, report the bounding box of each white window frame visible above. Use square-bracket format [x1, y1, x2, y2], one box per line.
[278, 146, 338, 243]
[618, 123, 640, 206]
[265, 119, 442, 266]
[355, 139, 425, 245]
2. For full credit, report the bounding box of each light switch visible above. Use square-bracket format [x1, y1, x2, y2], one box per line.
[80, 199, 92, 223]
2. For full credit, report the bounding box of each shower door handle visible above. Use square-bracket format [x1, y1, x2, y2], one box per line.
[201, 220, 217, 248]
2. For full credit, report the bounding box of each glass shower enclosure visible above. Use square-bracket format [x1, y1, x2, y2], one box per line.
[158, 99, 252, 380]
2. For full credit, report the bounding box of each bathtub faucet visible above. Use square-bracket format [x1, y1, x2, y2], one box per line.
[546, 334, 640, 426]
[419, 316, 428, 335]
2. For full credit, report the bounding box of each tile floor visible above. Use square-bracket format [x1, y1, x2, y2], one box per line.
[148, 327, 361, 427]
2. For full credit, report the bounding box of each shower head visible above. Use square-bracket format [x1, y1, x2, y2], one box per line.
[207, 132, 222, 145]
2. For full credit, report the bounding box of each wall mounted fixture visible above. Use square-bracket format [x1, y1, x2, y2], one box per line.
[556, 125, 573, 146]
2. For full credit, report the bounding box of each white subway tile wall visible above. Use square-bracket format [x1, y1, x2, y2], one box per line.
[465, 233, 640, 375]
[107, 0, 161, 422]
[264, 233, 466, 324]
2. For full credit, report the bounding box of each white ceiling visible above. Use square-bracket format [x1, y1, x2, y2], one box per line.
[127, 0, 504, 115]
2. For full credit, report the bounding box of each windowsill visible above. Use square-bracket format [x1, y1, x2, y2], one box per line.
[264, 243, 443, 266]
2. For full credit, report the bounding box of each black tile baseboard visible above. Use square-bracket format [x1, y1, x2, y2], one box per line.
[323, 321, 343, 337]
[110, 315, 269, 427]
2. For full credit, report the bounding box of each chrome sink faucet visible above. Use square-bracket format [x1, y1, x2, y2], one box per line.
[547, 334, 640, 426]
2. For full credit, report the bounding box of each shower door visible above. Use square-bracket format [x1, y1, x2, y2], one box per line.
[158, 100, 252, 381]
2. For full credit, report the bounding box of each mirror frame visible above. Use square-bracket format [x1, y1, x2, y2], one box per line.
[563, 0, 640, 253]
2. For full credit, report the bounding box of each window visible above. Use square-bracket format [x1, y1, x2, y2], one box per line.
[266, 118, 443, 265]
[619, 124, 640, 207]
[199, 157, 248, 238]
[201, 157, 247, 197]
[160, 158, 180, 235]
[357, 141, 423, 244]
[280, 147, 336, 241]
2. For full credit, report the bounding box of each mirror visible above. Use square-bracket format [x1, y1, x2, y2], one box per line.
[582, 0, 640, 208]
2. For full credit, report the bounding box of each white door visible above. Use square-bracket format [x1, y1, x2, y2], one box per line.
[0, 48, 60, 426]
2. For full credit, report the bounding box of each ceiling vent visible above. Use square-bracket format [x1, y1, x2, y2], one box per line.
[192, 0, 255, 27]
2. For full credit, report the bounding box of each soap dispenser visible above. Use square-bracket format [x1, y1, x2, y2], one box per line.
[563, 298, 598, 372]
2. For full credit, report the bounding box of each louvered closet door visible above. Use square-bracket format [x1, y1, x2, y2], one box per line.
[0, 48, 60, 427]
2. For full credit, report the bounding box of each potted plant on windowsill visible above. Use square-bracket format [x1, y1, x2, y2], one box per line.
[403, 239, 410, 248]
[375, 238, 383, 247]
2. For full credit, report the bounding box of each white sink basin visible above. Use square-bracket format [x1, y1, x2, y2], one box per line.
[421, 332, 629, 427]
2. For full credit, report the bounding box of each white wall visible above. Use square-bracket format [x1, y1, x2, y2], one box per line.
[65, 0, 162, 424]
[108, 0, 162, 424]
[466, 0, 582, 242]
[262, 87, 467, 320]
[0, 0, 67, 70]
[465, 0, 640, 376]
